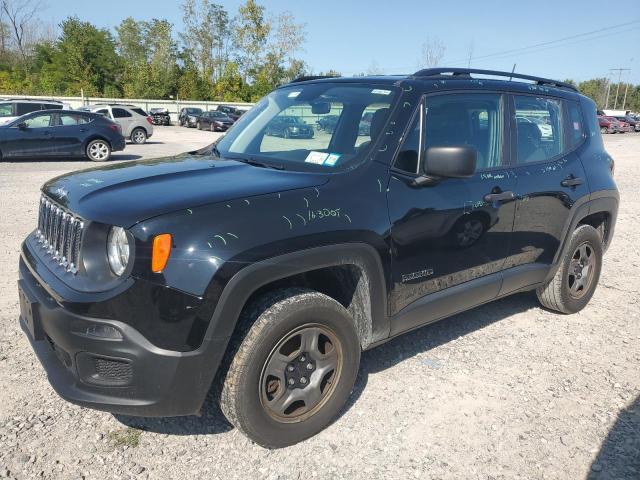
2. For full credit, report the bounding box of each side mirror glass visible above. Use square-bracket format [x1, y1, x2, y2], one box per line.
[311, 101, 331, 115]
[423, 146, 477, 178]
[16, 122, 27, 130]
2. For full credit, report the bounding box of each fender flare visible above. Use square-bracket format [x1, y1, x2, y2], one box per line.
[546, 190, 619, 281]
[202, 243, 389, 349]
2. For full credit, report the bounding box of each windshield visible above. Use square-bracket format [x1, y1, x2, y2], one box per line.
[187, 108, 202, 114]
[0, 103, 13, 117]
[215, 83, 399, 171]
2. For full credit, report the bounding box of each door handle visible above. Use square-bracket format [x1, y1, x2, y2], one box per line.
[484, 190, 515, 202]
[561, 176, 584, 188]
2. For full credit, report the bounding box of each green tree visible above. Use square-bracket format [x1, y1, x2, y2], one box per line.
[233, 0, 270, 81]
[577, 78, 608, 108]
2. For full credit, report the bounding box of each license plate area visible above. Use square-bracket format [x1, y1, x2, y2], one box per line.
[18, 280, 44, 341]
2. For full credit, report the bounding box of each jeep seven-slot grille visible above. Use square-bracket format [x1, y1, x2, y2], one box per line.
[36, 196, 84, 274]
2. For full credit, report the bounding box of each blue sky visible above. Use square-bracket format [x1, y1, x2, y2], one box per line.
[51, 0, 640, 83]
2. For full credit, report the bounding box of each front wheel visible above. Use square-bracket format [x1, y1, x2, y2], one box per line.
[600, 127, 608, 134]
[219, 288, 360, 448]
[536, 225, 603, 314]
[86, 139, 111, 161]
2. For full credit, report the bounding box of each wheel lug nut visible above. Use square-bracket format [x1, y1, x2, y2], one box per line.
[300, 377, 307, 385]
[306, 363, 313, 370]
[299, 355, 306, 362]
[287, 364, 295, 372]
[288, 378, 295, 386]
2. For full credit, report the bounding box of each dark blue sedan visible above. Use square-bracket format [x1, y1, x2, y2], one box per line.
[0, 110, 126, 161]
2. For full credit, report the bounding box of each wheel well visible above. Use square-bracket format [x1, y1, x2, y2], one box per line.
[84, 136, 111, 149]
[243, 264, 374, 349]
[578, 211, 611, 248]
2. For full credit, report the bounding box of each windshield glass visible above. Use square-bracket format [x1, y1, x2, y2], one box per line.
[215, 83, 399, 171]
[187, 108, 202, 114]
[0, 103, 13, 117]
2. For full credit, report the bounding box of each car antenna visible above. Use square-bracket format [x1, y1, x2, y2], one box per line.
[509, 63, 517, 82]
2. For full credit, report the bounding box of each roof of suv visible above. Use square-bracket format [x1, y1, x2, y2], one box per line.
[0, 98, 63, 104]
[284, 68, 581, 100]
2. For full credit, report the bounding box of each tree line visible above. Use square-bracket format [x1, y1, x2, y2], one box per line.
[0, 0, 639, 110]
[0, 0, 306, 102]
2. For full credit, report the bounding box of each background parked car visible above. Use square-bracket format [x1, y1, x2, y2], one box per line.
[598, 115, 618, 134]
[179, 107, 203, 127]
[265, 115, 314, 138]
[612, 115, 640, 132]
[215, 105, 243, 121]
[316, 114, 339, 133]
[150, 108, 171, 126]
[83, 104, 153, 144]
[0, 110, 125, 161]
[0, 99, 68, 126]
[196, 111, 234, 132]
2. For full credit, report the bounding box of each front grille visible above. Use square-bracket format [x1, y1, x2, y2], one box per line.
[35, 196, 84, 274]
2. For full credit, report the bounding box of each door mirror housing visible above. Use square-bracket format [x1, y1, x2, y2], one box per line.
[423, 146, 477, 178]
[16, 122, 27, 130]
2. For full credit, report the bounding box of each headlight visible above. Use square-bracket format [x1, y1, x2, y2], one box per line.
[107, 226, 130, 276]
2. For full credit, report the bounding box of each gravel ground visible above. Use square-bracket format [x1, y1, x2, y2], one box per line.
[0, 130, 638, 480]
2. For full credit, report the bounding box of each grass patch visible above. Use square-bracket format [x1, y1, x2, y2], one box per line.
[108, 427, 142, 448]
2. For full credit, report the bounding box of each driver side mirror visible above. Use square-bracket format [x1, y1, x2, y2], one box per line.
[423, 146, 477, 178]
[16, 122, 27, 130]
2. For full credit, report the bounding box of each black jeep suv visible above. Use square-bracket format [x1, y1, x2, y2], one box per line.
[18, 68, 618, 448]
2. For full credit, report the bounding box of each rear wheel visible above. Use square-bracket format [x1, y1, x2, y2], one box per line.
[86, 139, 111, 162]
[131, 128, 147, 144]
[536, 225, 602, 314]
[600, 127, 608, 134]
[219, 288, 360, 448]
[210, 122, 215, 132]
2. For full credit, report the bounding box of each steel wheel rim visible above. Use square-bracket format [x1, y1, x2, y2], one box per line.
[133, 130, 145, 143]
[567, 241, 596, 299]
[89, 142, 109, 160]
[259, 323, 343, 423]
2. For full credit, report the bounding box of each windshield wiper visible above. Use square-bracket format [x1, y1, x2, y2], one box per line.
[232, 157, 285, 170]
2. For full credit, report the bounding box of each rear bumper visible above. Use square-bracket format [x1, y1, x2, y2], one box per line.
[112, 137, 126, 152]
[18, 255, 229, 417]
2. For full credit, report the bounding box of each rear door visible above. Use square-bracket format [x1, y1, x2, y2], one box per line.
[387, 92, 517, 329]
[112, 108, 134, 136]
[505, 94, 589, 295]
[53, 112, 91, 156]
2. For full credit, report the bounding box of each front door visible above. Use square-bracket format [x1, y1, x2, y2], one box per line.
[387, 92, 517, 331]
[7, 112, 56, 157]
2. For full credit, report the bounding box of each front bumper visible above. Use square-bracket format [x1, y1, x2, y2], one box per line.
[18, 255, 229, 417]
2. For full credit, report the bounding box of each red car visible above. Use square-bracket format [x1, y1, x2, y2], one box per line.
[598, 115, 617, 134]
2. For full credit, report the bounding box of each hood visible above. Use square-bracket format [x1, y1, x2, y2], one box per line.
[42, 154, 328, 227]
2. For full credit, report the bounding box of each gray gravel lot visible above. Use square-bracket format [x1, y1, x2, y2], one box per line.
[0, 129, 638, 480]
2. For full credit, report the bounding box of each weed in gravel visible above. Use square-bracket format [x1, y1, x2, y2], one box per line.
[107, 427, 142, 448]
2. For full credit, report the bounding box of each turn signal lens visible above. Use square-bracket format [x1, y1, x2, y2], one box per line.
[151, 234, 172, 273]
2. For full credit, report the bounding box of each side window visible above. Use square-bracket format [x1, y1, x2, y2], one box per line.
[23, 114, 53, 128]
[112, 108, 132, 118]
[44, 103, 62, 110]
[96, 109, 111, 119]
[60, 113, 89, 126]
[131, 108, 147, 116]
[514, 95, 564, 164]
[16, 103, 41, 116]
[567, 102, 585, 147]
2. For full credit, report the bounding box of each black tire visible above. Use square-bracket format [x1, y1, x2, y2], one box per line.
[210, 122, 215, 132]
[283, 128, 290, 139]
[219, 288, 360, 448]
[600, 127, 608, 134]
[196, 121, 202, 130]
[131, 128, 147, 144]
[85, 139, 111, 162]
[536, 225, 603, 314]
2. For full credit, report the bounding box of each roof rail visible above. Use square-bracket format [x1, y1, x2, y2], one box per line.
[288, 75, 340, 84]
[410, 68, 578, 92]
[2, 97, 63, 103]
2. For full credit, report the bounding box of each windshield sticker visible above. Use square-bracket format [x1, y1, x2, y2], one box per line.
[305, 151, 329, 164]
[287, 91, 301, 98]
[324, 153, 341, 166]
[371, 89, 392, 95]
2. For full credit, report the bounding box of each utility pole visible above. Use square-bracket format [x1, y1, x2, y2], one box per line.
[605, 78, 611, 108]
[609, 68, 630, 110]
[622, 82, 630, 110]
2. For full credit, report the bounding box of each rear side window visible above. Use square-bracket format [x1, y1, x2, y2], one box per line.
[44, 103, 62, 110]
[59, 113, 90, 126]
[514, 96, 564, 164]
[96, 109, 111, 119]
[566, 102, 585, 147]
[112, 108, 132, 118]
[131, 108, 147, 116]
[16, 103, 42, 116]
